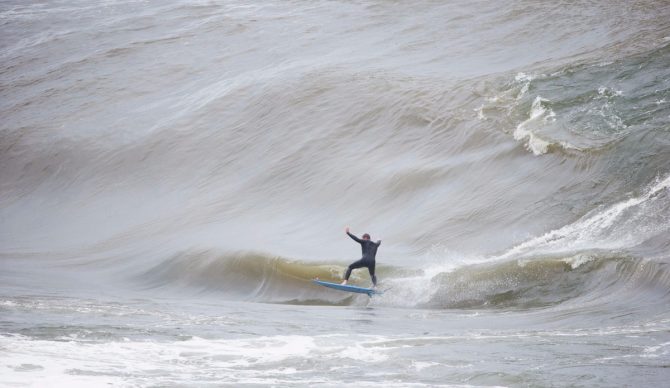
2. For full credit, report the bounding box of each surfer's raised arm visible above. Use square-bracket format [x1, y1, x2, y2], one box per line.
[345, 226, 363, 243]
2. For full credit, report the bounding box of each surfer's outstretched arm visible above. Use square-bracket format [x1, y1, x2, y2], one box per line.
[347, 232, 363, 243]
[345, 226, 363, 243]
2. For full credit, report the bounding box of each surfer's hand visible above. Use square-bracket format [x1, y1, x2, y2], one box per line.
[345, 226, 350, 234]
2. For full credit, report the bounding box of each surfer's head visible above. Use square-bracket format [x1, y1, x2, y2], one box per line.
[362, 233, 371, 240]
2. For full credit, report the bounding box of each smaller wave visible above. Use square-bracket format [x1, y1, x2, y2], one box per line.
[477, 73, 579, 156]
[423, 254, 604, 309]
[479, 44, 670, 156]
[419, 252, 670, 310]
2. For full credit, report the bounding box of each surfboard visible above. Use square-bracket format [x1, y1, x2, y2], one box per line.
[312, 279, 382, 296]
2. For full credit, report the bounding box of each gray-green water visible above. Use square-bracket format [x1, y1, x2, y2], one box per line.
[2, 1, 670, 386]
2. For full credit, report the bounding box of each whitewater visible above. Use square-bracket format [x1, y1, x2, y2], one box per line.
[2, 0, 670, 386]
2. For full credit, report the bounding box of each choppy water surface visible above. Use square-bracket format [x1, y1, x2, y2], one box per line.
[2, 1, 670, 386]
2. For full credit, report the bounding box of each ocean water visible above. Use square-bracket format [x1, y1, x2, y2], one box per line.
[2, 1, 670, 386]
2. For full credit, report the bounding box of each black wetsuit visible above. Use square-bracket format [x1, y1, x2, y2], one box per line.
[344, 232, 381, 286]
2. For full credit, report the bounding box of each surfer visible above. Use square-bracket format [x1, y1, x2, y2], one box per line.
[341, 226, 381, 287]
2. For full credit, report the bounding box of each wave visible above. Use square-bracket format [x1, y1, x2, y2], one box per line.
[132, 248, 670, 310]
[422, 253, 670, 310]
[130, 168, 670, 309]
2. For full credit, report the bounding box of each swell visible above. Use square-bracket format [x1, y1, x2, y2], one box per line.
[0, 67, 505, 254]
[2, 62, 668, 259]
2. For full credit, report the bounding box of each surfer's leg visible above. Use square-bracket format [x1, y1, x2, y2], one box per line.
[342, 258, 366, 284]
[367, 262, 377, 287]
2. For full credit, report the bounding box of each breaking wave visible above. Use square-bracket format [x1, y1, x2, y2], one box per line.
[131, 249, 670, 310]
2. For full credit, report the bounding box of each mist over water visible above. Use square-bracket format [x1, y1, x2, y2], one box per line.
[2, 1, 670, 386]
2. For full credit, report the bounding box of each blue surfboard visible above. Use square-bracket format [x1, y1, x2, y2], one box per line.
[312, 279, 382, 296]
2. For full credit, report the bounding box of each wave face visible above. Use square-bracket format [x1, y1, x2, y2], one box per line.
[2, 0, 670, 312]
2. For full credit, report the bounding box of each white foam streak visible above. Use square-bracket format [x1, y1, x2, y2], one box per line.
[502, 175, 670, 259]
